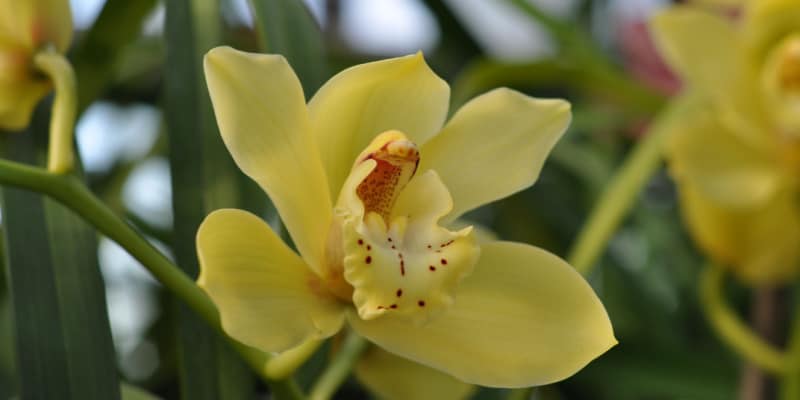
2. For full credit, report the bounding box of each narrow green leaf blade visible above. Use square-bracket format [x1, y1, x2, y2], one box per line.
[249, 0, 327, 95]
[121, 382, 162, 400]
[0, 294, 15, 398]
[1, 119, 119, 399]
[2, 185, 71, 399]
[45, 197, 120, 398]
[72, 0, 158, 112]
[164, 0, 256, 398]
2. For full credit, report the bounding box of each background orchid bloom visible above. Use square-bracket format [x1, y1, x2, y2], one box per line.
[0, 0, 72, 130]
[651, 0, 800, 284]
[197, 46, 615, 388]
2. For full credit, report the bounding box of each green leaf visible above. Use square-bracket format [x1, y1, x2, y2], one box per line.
[72, 0, 159, 112]
[248, 0, 327, 95]
[1, 116, 119, 399]
[0, 296, 15, 399]
[121, 382, 161, 400]
[1, 187, 70, 400]
[164, 0, 257, 398]
[421, 0, 481, 76]
[571, 342, 737, 400]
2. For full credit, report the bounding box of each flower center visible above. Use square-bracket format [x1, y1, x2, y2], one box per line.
[333, 130, 479, 322]
[354, 132, 420, 222]
[762, 33, 800, 137]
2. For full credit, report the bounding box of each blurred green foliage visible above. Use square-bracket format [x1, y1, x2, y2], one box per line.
[0, 0, 777, 399]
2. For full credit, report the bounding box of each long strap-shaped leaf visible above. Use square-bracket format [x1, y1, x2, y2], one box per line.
[164, 0, 257, 398]
[249, 0, 327, 96]
[1, 118, 119, 399]
[72, 0, 158, 113]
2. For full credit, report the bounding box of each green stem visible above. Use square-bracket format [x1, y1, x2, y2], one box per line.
[507, 387, 534, 400]
[567, 97, 683, 274]
[0, 159, 305, 398]
[309, 333, 369, 400]
[700, 264, 786, 375]
[505, 0, 572, 40]
[267, 339, 324, 380]
[781, 303, 800, 399]
[33, 50, 76, 174]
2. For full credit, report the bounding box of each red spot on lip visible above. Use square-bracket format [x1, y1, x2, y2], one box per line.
[427, 244, 432, 249]
[429, 265, 436, 271]
[391, 245, 396, 249]
[357, 239, 364, 245]
[418, 300, 426, 307]
[441, 259, 447, 265]
[388, 238, 393, 242]
[390, 304, 398, 309]
[400, 261, 405, 276]
[367, 245, 372, 251]
[365, 256, 372, 264]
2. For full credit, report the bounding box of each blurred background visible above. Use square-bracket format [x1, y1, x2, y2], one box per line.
[0, 0, 764, 399]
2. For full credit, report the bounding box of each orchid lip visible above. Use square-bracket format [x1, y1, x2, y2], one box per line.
[331, 130, 480, 322]
[355, 134, 420, 223]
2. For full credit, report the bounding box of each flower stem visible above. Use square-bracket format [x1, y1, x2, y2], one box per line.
[506, 387, 534, 400]
[309, 333, 369, 400]
[700, 264, 787, 375]
[780, 295, 800, 399]
[567, 96, 689, 275]
[739, 288, 780, 400]
[33, 50, 76, 174]
[267, 339, 324, 380]
[0, 159, 305, 398]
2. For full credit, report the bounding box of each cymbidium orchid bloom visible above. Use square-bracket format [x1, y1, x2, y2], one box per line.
[0, 0, 72, 130]
[197, 46, 615, 388]
[651, 0, 800, 284]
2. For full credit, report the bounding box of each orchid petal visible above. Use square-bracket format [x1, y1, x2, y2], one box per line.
[308, 53, 449, 199]
[651, 7, 739, 99]
[349, 241, 616, 387]
[744, 0, 800, 62]
[0, 77, 49, 130]
[651, 7, 773, 148]
[355, 346, 475, 400]
[204, 46, 332, 272]
[419, 88, 570, 222]
[679, 185, 800, 285]
[197, 209, 345, 352]
[0, 0, 72, 51]
[666, 98, 784, 208]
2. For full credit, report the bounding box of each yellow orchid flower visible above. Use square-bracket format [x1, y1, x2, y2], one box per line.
[197, 46, 615, 388]
[651, 0, 800, 284]
[0, 0, 72, 130]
